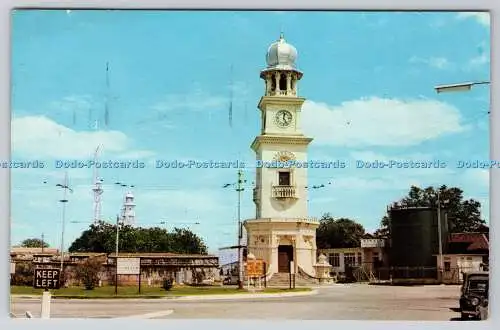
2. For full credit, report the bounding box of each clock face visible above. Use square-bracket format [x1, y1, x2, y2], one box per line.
[275, 110, 293, 128]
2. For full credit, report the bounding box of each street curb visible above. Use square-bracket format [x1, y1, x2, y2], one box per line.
[10, 290, 318, 301]
[170, 289, 318, 301]
[116, 309, 175, 319]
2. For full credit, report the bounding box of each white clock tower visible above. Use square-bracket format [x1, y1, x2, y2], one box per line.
[244, 34, 320, 279]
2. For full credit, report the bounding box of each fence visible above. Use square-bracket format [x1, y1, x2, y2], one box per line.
[366, 266, 483, 284]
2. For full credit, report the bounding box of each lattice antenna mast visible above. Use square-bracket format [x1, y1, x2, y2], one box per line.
[104, 62, 110, 127]
[92, 146, 103, 223]
[228, 64, 234, 128]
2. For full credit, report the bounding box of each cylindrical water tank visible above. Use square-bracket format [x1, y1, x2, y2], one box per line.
[389, 206, 448, 269]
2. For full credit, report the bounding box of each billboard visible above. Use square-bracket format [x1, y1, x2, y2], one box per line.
[246, 259, 265, 277]
[116, 257, 141, 275]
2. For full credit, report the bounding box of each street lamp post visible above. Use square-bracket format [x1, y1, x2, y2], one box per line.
[434, 81, 490, 93]
[56, 172, 72, 282]
[236, 169, 244, 290]
[222, 170, 247, 289]
[437, 192, 444, 283]
[435, 80, 491, 115]
[436, 191, 449, 283]
[115, 214, 120, 295]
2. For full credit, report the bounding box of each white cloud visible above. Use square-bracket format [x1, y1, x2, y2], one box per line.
[11, 115, 154, 159]
[350, 150, 434, 162]
[151, 89, 228, 113]
[457, 12, 490, 27]
[409, 56, 452, 70]
[467, 53, 490, 68]
[347, 150, 458, 190]
[332, 177, 391, 190]
[302, 97, 468, 147]
[137, 189, 231, 218]
[309, 197, 337, 205]
[49, 95, 93, 113]
[462, 168, 489, 187]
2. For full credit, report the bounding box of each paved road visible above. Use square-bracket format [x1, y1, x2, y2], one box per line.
[10, 284, 462, 320]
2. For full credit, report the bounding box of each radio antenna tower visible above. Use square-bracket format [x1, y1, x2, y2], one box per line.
[104, 62, 110, 127]
[228, 64, 234, 128]
[92, 145, 104, 223]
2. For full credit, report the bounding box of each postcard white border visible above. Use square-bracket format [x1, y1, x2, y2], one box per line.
[1, 1, 497, 330]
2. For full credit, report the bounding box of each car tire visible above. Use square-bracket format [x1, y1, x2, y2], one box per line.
[479, 307, 488, 320]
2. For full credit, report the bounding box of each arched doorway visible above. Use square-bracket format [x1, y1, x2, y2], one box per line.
[278, 245, 293, 273]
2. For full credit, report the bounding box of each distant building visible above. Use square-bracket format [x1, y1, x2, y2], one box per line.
[436, 232, 489, 283]
[10, 249, 220, 287]
[10, 247, 59, 259]
[318, 236, 388, 281]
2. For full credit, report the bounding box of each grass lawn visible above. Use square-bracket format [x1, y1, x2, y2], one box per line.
[10, 285, 310, 299]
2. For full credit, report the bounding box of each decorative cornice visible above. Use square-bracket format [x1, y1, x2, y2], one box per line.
[258, 96, 306, 109]
[244, 217, 320, 225]
[251, 135, 313, 151]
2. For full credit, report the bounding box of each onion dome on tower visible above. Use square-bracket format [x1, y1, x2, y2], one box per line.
[260, 33, 303, 96]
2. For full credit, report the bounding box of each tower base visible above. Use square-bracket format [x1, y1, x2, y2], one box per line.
[243, 217, 319, 277]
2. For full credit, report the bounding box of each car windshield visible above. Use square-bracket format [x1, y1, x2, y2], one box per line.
[468, 279, 488, 294]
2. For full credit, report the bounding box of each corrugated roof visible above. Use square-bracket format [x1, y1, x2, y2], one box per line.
[448, 233, 489, 251]
[10, 247, 59, 254]
[69, 252, 107, 257]
[107, 252, 217, 258]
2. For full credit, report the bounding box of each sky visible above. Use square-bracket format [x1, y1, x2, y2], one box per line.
[10, 10, 490, 261]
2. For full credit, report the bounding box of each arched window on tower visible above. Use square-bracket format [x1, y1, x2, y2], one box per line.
[279, 74, 287, 93]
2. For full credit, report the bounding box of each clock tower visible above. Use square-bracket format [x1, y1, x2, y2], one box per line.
[244, 34, 320, 279]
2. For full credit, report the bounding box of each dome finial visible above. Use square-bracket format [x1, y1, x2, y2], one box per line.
[279, 30, 284, 41]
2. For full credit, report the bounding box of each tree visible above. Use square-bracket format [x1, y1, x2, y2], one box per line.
[11, 262, 34, 286]
[68, 221, 208, 254]
[20, 238, 49, 248]
[374, 216, 390, 238]
[376, 185, 487, 236]
[316, 213, 366, 249]
[74, 257, 103, 290]
[169, 228, 208, 255]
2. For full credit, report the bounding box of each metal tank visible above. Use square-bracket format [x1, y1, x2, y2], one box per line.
[388, 206, 448, 279]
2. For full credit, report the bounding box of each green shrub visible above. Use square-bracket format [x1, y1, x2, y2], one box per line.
[74, 257, 103, 290]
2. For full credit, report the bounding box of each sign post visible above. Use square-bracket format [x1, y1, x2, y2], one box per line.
[10, 262, 15, 283]
[290, 261, 295, 289]
[138, 258, 142, 294]
[33, 268, 61, 319]
[116, 257, 141, 294]
[263, 262, 267, 288]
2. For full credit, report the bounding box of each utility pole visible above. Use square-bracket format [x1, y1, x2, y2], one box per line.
[41, 233, 45, 254]
[437, 191, 444, 283]
[92, 146, 103, 224]
[237, 169, 244, 290]
[115, 214, 120, 295]
[57, 172, 71, 280]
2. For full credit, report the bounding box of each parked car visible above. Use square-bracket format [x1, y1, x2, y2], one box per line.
[223, 275, 238, 285]
[458, 271, 489, 320]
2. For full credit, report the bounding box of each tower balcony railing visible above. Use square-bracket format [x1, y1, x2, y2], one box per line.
[269, 90, 297, 97]
[272, 185, 297, 199]
[253, 187, 260, 203]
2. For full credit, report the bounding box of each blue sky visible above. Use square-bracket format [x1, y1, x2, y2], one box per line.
[10, 10, 490, 258]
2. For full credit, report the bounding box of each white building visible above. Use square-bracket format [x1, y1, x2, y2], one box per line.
[243, 33, 320, 277]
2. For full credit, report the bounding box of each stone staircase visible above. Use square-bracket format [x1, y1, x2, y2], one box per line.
[267, 272, 317, 287]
